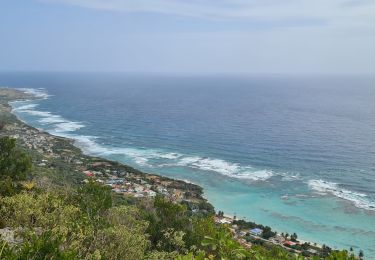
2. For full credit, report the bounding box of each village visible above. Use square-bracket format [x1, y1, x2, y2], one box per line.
[213, 214, 329, 258]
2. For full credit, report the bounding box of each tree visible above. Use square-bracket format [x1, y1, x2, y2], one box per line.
[76, 180, 112, 223]
[146, 195, 189, 249]
[92, 223, 149, 259]
[202, 226, 248, 259]
[156, 228, 187, 254]
[0, 137, 32, 196]
[261, 226, 276, 239]
[11, 231, 77, 259]
[290, 232, 298, 242]
[185, 216, 216, 249]
[0, 136, 31, 181]
[325, 250, 356, 260]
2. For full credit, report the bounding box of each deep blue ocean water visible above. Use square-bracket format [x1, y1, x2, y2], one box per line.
[1, 72, 375, 256]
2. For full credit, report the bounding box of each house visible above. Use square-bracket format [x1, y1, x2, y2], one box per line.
[84, 171, 94, 177]
[237, 231, 247, 237]
[92, 171, 103, 176]
[307, 248, 318, 255]
[284, 240, 297, 247]
[106, 179, 123, 185]
[134, 186, 144, 192]
[238, 239, 252, 249]
[250, 228, 263, 236]
[219, 218, 232, 224]
[146, 190, 156, 197]
[273, 235, 286, 243]
[214, 216, 231, 224]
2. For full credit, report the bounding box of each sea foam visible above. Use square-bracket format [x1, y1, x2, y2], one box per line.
[17, 88, 51, 99]
[308, 179, 375, 211]
[11, 92, 85, 134]
[55, 131, 276, 182]
[175, 156, 274, 181]
[12, 103, 39, 110]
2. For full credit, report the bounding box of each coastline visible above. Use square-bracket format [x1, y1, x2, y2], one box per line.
[0, 87, 212, 210]
[0, 87, 357, 257]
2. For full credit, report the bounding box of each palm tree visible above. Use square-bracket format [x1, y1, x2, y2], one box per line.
[325, 250, 356, 260]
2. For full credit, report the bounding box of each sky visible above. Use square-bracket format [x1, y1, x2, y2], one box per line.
[1, 0, 375, 75]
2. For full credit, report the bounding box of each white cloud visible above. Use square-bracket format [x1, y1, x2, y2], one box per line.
[10, 0, 373, 74]
[38, 0, 375, 27]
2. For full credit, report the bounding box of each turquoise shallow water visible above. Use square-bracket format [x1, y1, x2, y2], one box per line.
[2, 72, 375, 257]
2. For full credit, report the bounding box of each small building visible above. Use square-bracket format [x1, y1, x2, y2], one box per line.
[84, 171, 94, 177]
[307, 248, 318, 255]
[273, 235, 286, 243]
[238, 239, 252, 249]
[237, 231, 247, 237]
[146, 190, 156, 197]
[250, 228, 263, 236]
[284, 240, 297, 247]
[219, 218, 232, 224]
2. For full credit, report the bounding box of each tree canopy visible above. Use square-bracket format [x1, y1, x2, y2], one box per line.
[0, 136, 31, 181]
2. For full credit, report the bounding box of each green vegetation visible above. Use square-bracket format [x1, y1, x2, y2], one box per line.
[0, 136, 31, 181]
[0, 136, 32, 196]
[232, 219, 276, 240]
[0, 137, 362, 259]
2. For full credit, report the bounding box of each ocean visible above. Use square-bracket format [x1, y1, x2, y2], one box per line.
[2, 72, 375, 256]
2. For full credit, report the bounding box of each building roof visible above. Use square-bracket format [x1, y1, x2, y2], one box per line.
[250, 228, 263, 235]
[284, 240, 297, 246]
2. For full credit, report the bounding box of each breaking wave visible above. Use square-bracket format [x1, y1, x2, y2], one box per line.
[17, 88, 51, 99]
[71, 135, 275, 181]
[308, 179, 375, 211]
[12, 101, 85, 133]
[12, 103, 39, 110]
[174, 156, 275, 181]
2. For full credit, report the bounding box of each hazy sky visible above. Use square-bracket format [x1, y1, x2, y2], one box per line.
[1, 0, 375, 74]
